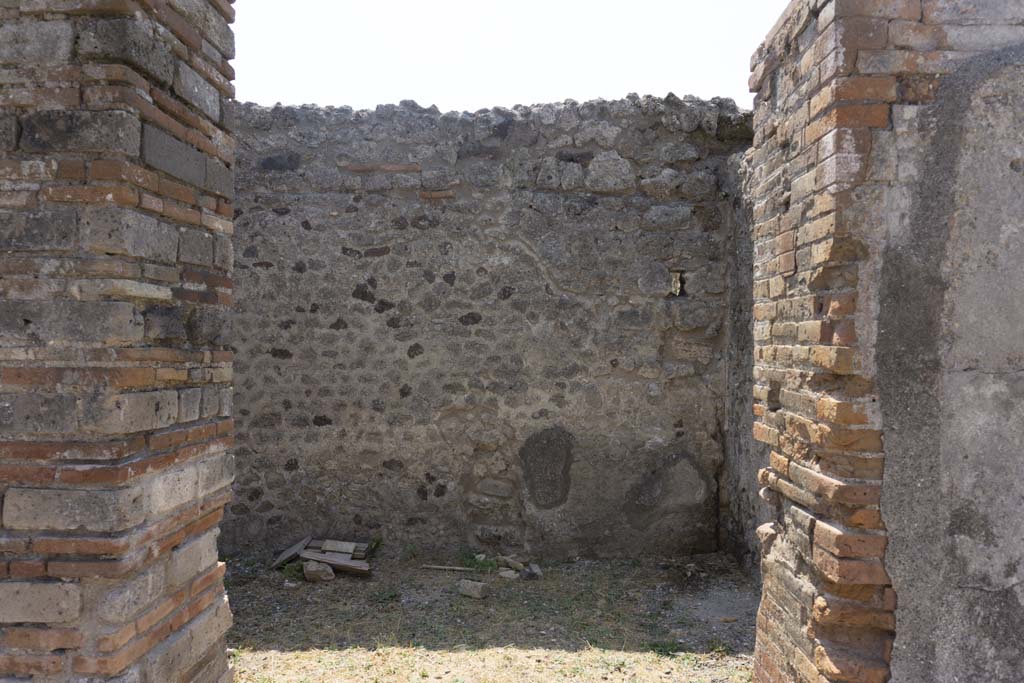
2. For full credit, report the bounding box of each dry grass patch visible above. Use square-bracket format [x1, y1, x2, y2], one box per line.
[226, 551, 756, 683]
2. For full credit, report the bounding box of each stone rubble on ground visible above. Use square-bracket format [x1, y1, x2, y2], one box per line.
[522, 563, 544, 580]
[458, 580, 490, 599]
[303, 560, 335, 582]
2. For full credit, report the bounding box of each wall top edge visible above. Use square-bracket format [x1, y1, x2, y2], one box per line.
[232, 93, 753, 125]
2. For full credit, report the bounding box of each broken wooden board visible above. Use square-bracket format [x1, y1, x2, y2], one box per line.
[421, 565, 477, 572]
[271, 535, 311, 569]
[299, 550, 370, 576]
[322, 540, 356, 554]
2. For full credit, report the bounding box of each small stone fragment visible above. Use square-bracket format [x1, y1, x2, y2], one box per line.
[458, 579, 490, 599]
[303, 560, 335, 582]
[498, 569, 519, 580]
[522, 563, 543, 580]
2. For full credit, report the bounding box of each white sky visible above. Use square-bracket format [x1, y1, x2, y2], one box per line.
[234, 0, 792, 113]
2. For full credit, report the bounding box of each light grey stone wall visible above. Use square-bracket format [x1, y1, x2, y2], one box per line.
[226, 96, 752, 558]
[878, 47, 1024, 683]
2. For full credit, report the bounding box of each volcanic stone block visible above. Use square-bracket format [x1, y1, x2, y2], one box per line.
[77, 17, 175, 85]
[80, 389, 179, 434]
[82, 207, 180, 263]
[0, 207, 78, 252]
[168, 0, 235, 58]
[0, 20, 73, 65]
[2, 487, 146, 532]
[175, 62, 220, 121]
[20, 110, 141, 154]
[0, 583, 81, 624]
[0, 393, 77, 433]
[0, 300, 143, 344]
[0, 115, 16, 150]
[197, 452, 234, 497]
[145, 304, 188, 344]
[143, 124, 206, 187]
[98, 566, 166, 625]
[585, 151, 635, 193]
[167, 531, 220, 588]
[148, 465, 200, 517]
[179, 227, 214, 266]
[206, 156, 233, 198]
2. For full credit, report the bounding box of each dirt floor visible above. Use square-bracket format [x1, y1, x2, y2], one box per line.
[225, 549, 758, 683]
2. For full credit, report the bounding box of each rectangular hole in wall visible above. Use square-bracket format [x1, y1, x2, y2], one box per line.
[669, 270, 687, 298]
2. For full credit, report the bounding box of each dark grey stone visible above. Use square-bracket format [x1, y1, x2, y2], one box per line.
[519, 427, 574, 510]
[0, 393, 77, 433]
[20, 111, 140, 154]
[175, 62, 220, 121]
[178, 228, 213, 266]
[81, 207, 178, 263]
[142, 124, 205, 188]
[0, 207, 78, 252]
[0, 301, 142, 344]
[205, 157, 233, 198]
[0, 115, 16, 151]
[0, 20, 73, 65]
[258, 152, 301, 171]
[144, 305, 187, 344]
[168, 0, 234, 58]
[187, 306, 231, 347]
[77, 18, 175, 85]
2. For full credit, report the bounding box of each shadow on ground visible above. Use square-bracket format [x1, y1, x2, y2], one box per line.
[225, 551, 757, 683]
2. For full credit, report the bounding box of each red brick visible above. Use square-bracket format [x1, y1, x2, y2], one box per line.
[97, 623, 136, 653]
[805, 103, 891, 144]
[0, 654, 63, 676]
[813, 595, 896, 631]
[40, 184, 139, 206]
[2, 627, 83, 652]
[815, 643, 890, 683]
[7, 560, 46, 579]
[813, 546, 890, 585]
[814, 519, 888, 558]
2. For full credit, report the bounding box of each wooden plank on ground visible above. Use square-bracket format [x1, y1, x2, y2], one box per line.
[299, 550, 370, 576]
[307, 539, 324, 550]
[421, 565, 477, 572]
[270, 535, 312, 569]
[322, 540, 357, 554]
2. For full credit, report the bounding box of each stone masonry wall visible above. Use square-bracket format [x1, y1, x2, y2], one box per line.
[226, 97, 752, 558]
[0, 1, 235, 682]
[747, 1, 1024, 682]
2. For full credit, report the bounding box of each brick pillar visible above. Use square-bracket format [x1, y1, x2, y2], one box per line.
[0, 1, 235, 681]
[747, 1, 1024, 682]
[746, 2, 902, 682]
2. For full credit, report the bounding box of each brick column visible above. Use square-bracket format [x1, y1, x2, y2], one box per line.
[0, 1, 235, 681]
[747, 1, 1024, 682]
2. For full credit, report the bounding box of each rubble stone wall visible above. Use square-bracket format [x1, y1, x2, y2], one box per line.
[746, 1, 1024, 682]
[226, 97, 753, 558]
[0, 1, 235, 681]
